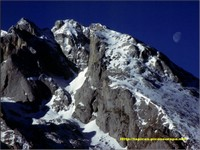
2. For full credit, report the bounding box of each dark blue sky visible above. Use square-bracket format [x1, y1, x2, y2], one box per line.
[1, 1, 199, 77]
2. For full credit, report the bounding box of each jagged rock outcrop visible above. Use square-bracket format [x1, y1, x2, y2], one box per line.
[1, 118, 31, 149]
[1, 18, 75, 103]
[52, 19, 90, 70]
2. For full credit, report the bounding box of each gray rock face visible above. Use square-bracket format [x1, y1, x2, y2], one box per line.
[1, 18, 75, 103]
[52, 19, 90, 71]
[1, 57, 51, 103]
[72, 25, 199, 149]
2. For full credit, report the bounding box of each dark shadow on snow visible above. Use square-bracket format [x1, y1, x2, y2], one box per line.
[1, 100, 96, 149]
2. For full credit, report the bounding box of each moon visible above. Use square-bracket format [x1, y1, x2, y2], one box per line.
[173, 32, 182, 43]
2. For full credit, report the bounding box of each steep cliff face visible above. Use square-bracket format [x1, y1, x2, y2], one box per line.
[1, 18, 75, 103]
[52, 19, 90, 70]
[1, 18, 199, 149]
[66, 22, 199, 149]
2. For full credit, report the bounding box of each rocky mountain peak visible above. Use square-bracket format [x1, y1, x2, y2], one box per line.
[52, 19, 198, 88]
[1, 18, 76, 102]
[53, 19, 200, 149]
[8, 18, 39, 36]
[52, 19, 84, 37]
[16, 17, 34, 27]
[1, 18, 199, 149]
[52, 19, 90, 70]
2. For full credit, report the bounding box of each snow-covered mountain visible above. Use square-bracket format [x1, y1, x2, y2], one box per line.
[1, 18, 199, 149]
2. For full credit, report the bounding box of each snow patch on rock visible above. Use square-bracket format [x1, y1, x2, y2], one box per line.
[66, 67, 88, 94]
[1, 30, 8, 37]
